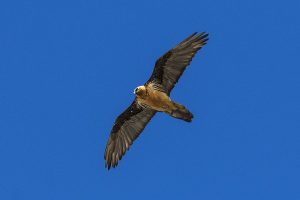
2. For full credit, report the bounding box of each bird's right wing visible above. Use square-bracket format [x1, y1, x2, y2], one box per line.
[104, 100, 156, 169]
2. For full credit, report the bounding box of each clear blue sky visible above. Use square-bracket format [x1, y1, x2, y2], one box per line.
[0, 0, 299, 199]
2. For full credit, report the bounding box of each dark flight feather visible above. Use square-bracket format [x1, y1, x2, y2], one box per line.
[147, 32, 208, 94]
[104, 100, 156, 169]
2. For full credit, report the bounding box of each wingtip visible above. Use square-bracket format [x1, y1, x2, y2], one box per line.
[191, 32, 198, 36]
[196, 32, 209, 46]
[203, 32, 209, 39]
[196, 32, 209, 39]
[186, 32, 209, 44]
[105, 158, 119, 170]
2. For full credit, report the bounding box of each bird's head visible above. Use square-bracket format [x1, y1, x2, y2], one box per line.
[133, 86, 146, 97]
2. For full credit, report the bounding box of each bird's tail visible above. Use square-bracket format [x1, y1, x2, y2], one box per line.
[168, 102, 193, 122]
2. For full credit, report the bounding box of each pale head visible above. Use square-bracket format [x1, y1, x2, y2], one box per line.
[133, 85, 146, 96]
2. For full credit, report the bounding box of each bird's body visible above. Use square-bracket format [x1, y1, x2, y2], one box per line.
[104, 32, 209, 169]
[135, 83, 193, 122]
[135, 83, 173, 112]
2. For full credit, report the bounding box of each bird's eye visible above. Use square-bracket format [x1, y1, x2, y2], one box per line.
[134, 87, 138, 94]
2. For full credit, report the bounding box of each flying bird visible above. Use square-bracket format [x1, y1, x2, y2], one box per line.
[104, 32, 209, 169]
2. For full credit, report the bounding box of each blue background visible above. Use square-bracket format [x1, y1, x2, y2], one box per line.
[0, 0, 299, 199]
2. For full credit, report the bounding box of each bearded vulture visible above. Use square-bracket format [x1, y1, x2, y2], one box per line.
[104, 32, 209, 169]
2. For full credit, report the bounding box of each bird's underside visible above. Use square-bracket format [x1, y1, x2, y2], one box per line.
[104, 32, 209, 169]
[136, 83, 172, 112]
[134, 83, 193, 122]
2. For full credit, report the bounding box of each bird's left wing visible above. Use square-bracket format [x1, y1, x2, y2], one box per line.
[105, 100, 156, 169]
[146, 32, 208, 94]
